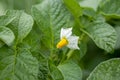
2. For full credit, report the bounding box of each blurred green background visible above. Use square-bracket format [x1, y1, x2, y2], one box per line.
[0, 0, 42, 14]
[0, 0, 120, 80]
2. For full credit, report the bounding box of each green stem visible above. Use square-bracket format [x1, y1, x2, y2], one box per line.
[12, 45, 17, 76]
[79, 28, 92, 39]
[79, 33, 85, 41]
[66, 50, 74, 59]
[75, 18, 84, 28]
[59, 51, 66, 64]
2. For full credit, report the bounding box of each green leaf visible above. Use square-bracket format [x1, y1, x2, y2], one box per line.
[0, 47, 39, 80]
[0, 15, 16, 26]
[31, 0, 74, 49]
[38, 59, 48, 80]
[23, 23, 50, 58]
[84, 22, 117, 52]
[79, 0, 102, 11]
[99, 0, 120, 18]
[6, 10, 33, 43]
[87, 58, 120, 80]
[62, 0, 82, 28]
[24, 26, 50, 79]
[58, 60, 82, 80]
[62, 0, 82, 18]
[21, 24, 50, 79]
[82, 8, 96, 17]
[115, 26, 120, 49]
[49, 62, 64, 80]
[0, 26, 15, 46]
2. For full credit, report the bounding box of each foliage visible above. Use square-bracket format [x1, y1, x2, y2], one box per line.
[0, 0, 120, 80]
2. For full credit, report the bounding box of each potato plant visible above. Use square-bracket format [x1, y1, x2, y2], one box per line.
[0, 0, 120, 80]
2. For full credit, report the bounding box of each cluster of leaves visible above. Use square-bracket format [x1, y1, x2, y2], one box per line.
[0, 0, 120, 80]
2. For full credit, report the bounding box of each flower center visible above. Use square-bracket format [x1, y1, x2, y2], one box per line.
[57, 38, 68, 48]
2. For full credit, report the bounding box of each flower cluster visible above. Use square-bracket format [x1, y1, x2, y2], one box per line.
[57, 28, 79, 49]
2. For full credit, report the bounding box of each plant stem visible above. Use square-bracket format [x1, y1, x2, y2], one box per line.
[79, 28, 92, 39]
[67, 50, 74, 59]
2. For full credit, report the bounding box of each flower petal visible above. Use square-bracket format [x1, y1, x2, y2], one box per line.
[60, 28, 72, 39]
[67, 36, 79, 49]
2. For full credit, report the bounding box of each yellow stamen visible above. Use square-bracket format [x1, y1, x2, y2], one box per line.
[57, 38, 68, 48]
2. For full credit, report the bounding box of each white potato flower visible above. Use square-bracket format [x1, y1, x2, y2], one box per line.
[56, 28, 79, 49]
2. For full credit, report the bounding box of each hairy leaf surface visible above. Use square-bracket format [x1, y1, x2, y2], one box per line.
[0, 26, 15, 46]
[87, 58, 120, 80]
[58, 61, 82, 80]
[6, 10, 33, 43]
[0, 47, 39, 80]
[79, 0, 102, 11]
[32, 0, 74, 50]
[99, 0, 120, 18]
[86, 22, 117, 52]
